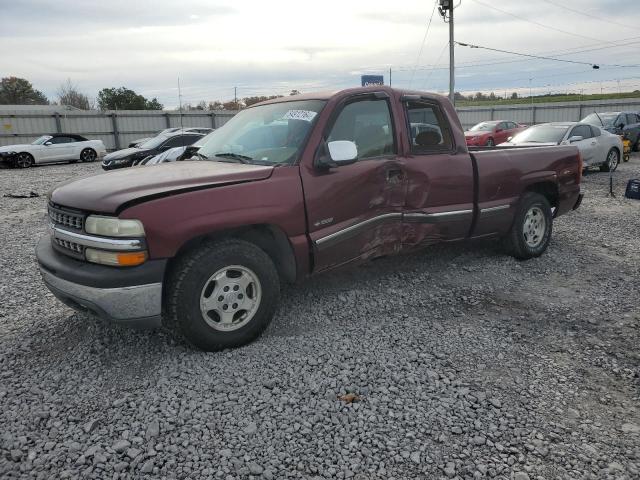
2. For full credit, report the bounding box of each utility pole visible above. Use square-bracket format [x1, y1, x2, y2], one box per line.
[389, 67, 392, 87]
[234, 86, 238, 109]
[177, 76, 184, 131]
[438, 0, 455, 105]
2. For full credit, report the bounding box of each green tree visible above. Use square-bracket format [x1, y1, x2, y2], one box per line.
[289, 89, 301, 96]
[510, 92, 519, 99]
[243, 95, 283, 107]
[0, 76, 49, 105]
[97, 87, 163, 110]
[56, 79, 91, 110]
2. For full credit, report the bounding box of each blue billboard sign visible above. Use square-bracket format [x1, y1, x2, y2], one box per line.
[361, 75, 384, 87]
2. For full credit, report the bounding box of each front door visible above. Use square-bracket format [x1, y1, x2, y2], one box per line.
[401, 99, 475, 247]
[300, 94, 407, 272]
[45, 136, 75, 161]
[570, 124, 596, 165]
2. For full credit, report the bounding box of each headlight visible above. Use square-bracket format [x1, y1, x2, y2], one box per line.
[85, 215, 145, 237]
[85, 248, 148, 267]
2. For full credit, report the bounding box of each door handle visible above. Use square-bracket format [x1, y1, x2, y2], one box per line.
[386, 168, 404, 181]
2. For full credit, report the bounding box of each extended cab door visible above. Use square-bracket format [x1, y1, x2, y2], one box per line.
[300, 93, 406, 272]
[400, 98, 475, 247]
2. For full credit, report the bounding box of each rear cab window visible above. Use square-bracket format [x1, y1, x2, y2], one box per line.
[404, 100, 453, 153]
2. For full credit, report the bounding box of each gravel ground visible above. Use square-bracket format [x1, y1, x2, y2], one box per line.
[0, 156, 639, 480]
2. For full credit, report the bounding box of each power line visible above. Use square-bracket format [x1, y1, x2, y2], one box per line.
[469, 0, 610, 44]
[409, 0, 439, 87]
[456, 42, 601, 68]
[456, 41, 640, 69]
[538, 0, 638, 31]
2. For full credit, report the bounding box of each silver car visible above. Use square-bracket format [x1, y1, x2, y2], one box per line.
[500, 122, 623, 172]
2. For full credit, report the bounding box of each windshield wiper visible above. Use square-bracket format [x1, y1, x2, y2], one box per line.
[194, 152, 208, 160]
[213, 152, 252, 164]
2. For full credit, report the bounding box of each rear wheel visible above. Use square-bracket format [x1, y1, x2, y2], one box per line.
[14, 152, 34, 168]
[165, 239, 280, 351]
[80, 148, 97, 162]
[600, 148, 619, 172]
[486, 138, 495, 147]
[503, 192, 553, 260]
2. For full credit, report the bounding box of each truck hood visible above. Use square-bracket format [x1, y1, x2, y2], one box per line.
[50, 160, 275, 214]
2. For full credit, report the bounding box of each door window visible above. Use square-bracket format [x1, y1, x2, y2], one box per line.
[570, 125, 592, 140]
[162, 136, 187, 149]
[590, 125, 602, 137]
[327, 98, 395, 160]
[405, 101, 452, 152]
[625, 114, 637, 125]
[497, 122, 508, 131]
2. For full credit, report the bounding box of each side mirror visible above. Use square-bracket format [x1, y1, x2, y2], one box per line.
[44, 141, 52, 146]
[328, 140, 357, 163]
[568, 135, 583, 143]
[616, 123, 625, 130]
[495, 128, 503, 133]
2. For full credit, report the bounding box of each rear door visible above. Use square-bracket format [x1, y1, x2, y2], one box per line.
[570, 124, 596, 165]
[400, 98, 475, 247]
[300, 93, 406, 271]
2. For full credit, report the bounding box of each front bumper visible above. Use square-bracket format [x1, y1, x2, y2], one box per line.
[0, 151, 17, 164]
[36, 236, 166, 328]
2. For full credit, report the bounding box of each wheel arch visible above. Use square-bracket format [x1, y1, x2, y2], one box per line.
[165, 224, 298, 286]
[523, 181, 559, 209]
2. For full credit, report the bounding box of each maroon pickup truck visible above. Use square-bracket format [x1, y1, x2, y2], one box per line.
[37, 87, 583, 351]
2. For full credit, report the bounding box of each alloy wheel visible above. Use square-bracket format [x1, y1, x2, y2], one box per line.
[523, 206, 546, 248]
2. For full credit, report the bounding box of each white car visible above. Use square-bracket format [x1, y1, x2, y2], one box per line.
[500, 122, 624, 172]
[0, 134, 107, 168]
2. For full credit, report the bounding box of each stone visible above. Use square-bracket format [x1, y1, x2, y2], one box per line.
[248, 462, 264, 475]
[146, 420, 160, 439]
[140, 460, 154, 473]
[112, 440, 131, 453]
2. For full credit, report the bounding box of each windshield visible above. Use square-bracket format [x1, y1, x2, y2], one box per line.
[32, 135, 52, 145]
[137, 135, 170, 149]
[582, 113, 618, 128]
[510, 125, 569, 144]
[469, 122, 497, 132]
[198, 100, 326, 165]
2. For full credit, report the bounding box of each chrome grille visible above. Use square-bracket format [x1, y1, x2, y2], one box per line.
[54, 238, 84, 255]
[48, 205, 84, 230]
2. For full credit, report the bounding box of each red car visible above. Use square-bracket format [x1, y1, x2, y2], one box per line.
[465, 120, 526, 147]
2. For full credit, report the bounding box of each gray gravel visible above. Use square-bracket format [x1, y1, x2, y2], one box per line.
[1, 157, 639, 479]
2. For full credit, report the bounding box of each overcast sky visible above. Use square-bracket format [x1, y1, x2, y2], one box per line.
[1, 0, 639, 107]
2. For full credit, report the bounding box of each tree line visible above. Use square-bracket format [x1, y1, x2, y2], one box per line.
[0, 76, 303, 111]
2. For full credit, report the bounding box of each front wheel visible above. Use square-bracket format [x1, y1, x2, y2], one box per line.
[600, 148, 619, 172]
[486, 138, 495, 147]
[14, 152, 34, 168]
[503, 192, 553, 260]
[165, 239, 280, 351]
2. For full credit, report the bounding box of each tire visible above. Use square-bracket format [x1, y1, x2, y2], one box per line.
[633, 137, 640, 153]
[503, 192, 553, 260]
[14, 152, 34, 168]
[599, 148, 619, 172]
[486, 138, 495, 147]
[165, 239, 280, 351]
[80, 148, 97, 163]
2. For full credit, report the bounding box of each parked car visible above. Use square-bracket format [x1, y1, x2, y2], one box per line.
[37, 86, 582, 351]
[464, 120, 526, 147]
[0, 134, 106, 168]
[133, 131, 216, 166]
[581, 111, 640, 151]
[500, 122, 623, 172]
[128, 127, 214, 148]
[102, 132, 204, 170]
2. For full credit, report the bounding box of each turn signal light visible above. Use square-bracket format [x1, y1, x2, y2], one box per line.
[85, 248, 148, 267]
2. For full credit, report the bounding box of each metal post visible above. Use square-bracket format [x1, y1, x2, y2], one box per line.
[164, 112, 171, 128]
[448, 5, 455, 105]
[110, 113, 120, 150]
[54, 113, 62, 133]
[490, 108, 495, 120]
[210, 112, 216, 128]
[389, 67, 392, 87]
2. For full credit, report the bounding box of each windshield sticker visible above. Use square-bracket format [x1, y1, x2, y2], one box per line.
[282, 110, 317, 122]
